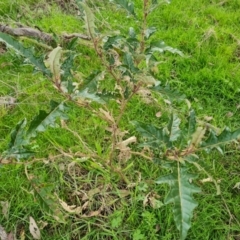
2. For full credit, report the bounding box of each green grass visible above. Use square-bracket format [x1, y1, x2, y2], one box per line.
[1, 0, 240, 239]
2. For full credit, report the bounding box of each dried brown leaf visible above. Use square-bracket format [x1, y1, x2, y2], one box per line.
[1, 201, 9, 219]
[57, 197, 82, 214]
[99, 108, 115, 123]
[0, 97, 16, 106]
[200, 177, 213, 183]
[29, 217, 41, 240]
[163, 99, 171, 105]
[155, 111, 162, 118]
[0, 225, 7, 240]
[204, 116, 213, 121]
[117, 189, 131, 198]
[116, 136, 136, 150]
[190, 127, 206, 147]
[226, 111, 233, 118]
[6, 232, 14, 240]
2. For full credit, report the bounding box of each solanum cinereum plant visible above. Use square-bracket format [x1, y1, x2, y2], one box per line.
[0, 0, 240, 239]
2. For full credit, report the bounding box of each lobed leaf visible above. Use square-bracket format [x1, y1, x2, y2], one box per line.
[8, 119, 28, 149]
[0, 32, 50, 76]
[186, 109, 196, 138]
[72, 71, 106, 104]
[146, 40, 184, 56]
[27, 101, 68, 139]
[132, 121, 170, 149]
[73, 88, 106, 104]
[201, 128, 240, 149]
[29, 176, 66, 223]
[111, 0, 136, 16]
[167, 114, 181, 142]
[151, 85, 185, 102]
[156, 164, 201, 240]
[144, 27, 157, 39]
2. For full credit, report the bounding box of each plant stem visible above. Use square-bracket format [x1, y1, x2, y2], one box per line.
[140, 0, 149, 52]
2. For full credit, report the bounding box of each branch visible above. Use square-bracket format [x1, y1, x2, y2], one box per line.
[0, 23, 91, 43]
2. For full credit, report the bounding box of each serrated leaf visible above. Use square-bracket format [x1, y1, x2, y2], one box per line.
[112, 0, 136, 16]
[144, 27, 157, 39]
[76, 1, 96, 37]
[146, 40, 184, 56]
[27, 101, 68, 139]
[122, 52, 139, 73]
[0, 32, 50, 76]
[186, 109, 196, 138]
[72, 71, 106, 103]
[151, 85, 185, 101]
[44, 46, 62, 83]
[81, 71, 104, 93]
[4, 148, 35, 160]
[132, 121, 169, 149]
[201, 128, 240, 149]
[73, 88, 105, 104]
[103, 35, 124, 50]
[8, 119, 28, 149]
[167, 114, 181, 142]
[29, 176, 66, 223]
[61, 53, 75, 82]
[129, 27, 136, 38]
[156, 164, 201, 240]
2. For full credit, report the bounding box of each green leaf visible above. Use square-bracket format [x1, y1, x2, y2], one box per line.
[132, 121, 169, 149]
[129, 27, 136, 38]
[146, 40, 184, 56]
[201, 128, 240, 149]
[73, 88, 106, 104]
[27, 101, 68, 139]
[112, 0, 136, 16]
[103, 35, 124, 50]
[122, 52, 139, 73]
[29, 176, 66, 223]
[8, 119, 28, 149]
[186, 109, 196, 138]
[156, 164, 201, 240]
[144, 27, 157, 39]
[151, 85, 185, 101]
[5, 119, 35, 160]
[72, 71, 106, 104]
[76, 1, 96, 37]
[81, 71, 104, 93]
[0, 32, 50, 76]
[61, 53, 75, 82]
[5, 148, 35, 160]
[167, 114, 181, 142]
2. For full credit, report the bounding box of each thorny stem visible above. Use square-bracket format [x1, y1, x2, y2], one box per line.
[140, 0, 149, 52]
[108, 85, 141, 166]
[91, 34, 141, 165]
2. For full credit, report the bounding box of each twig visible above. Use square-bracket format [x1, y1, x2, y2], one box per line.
[0, 23, 91, 43]
[0, 23, 53, 42]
